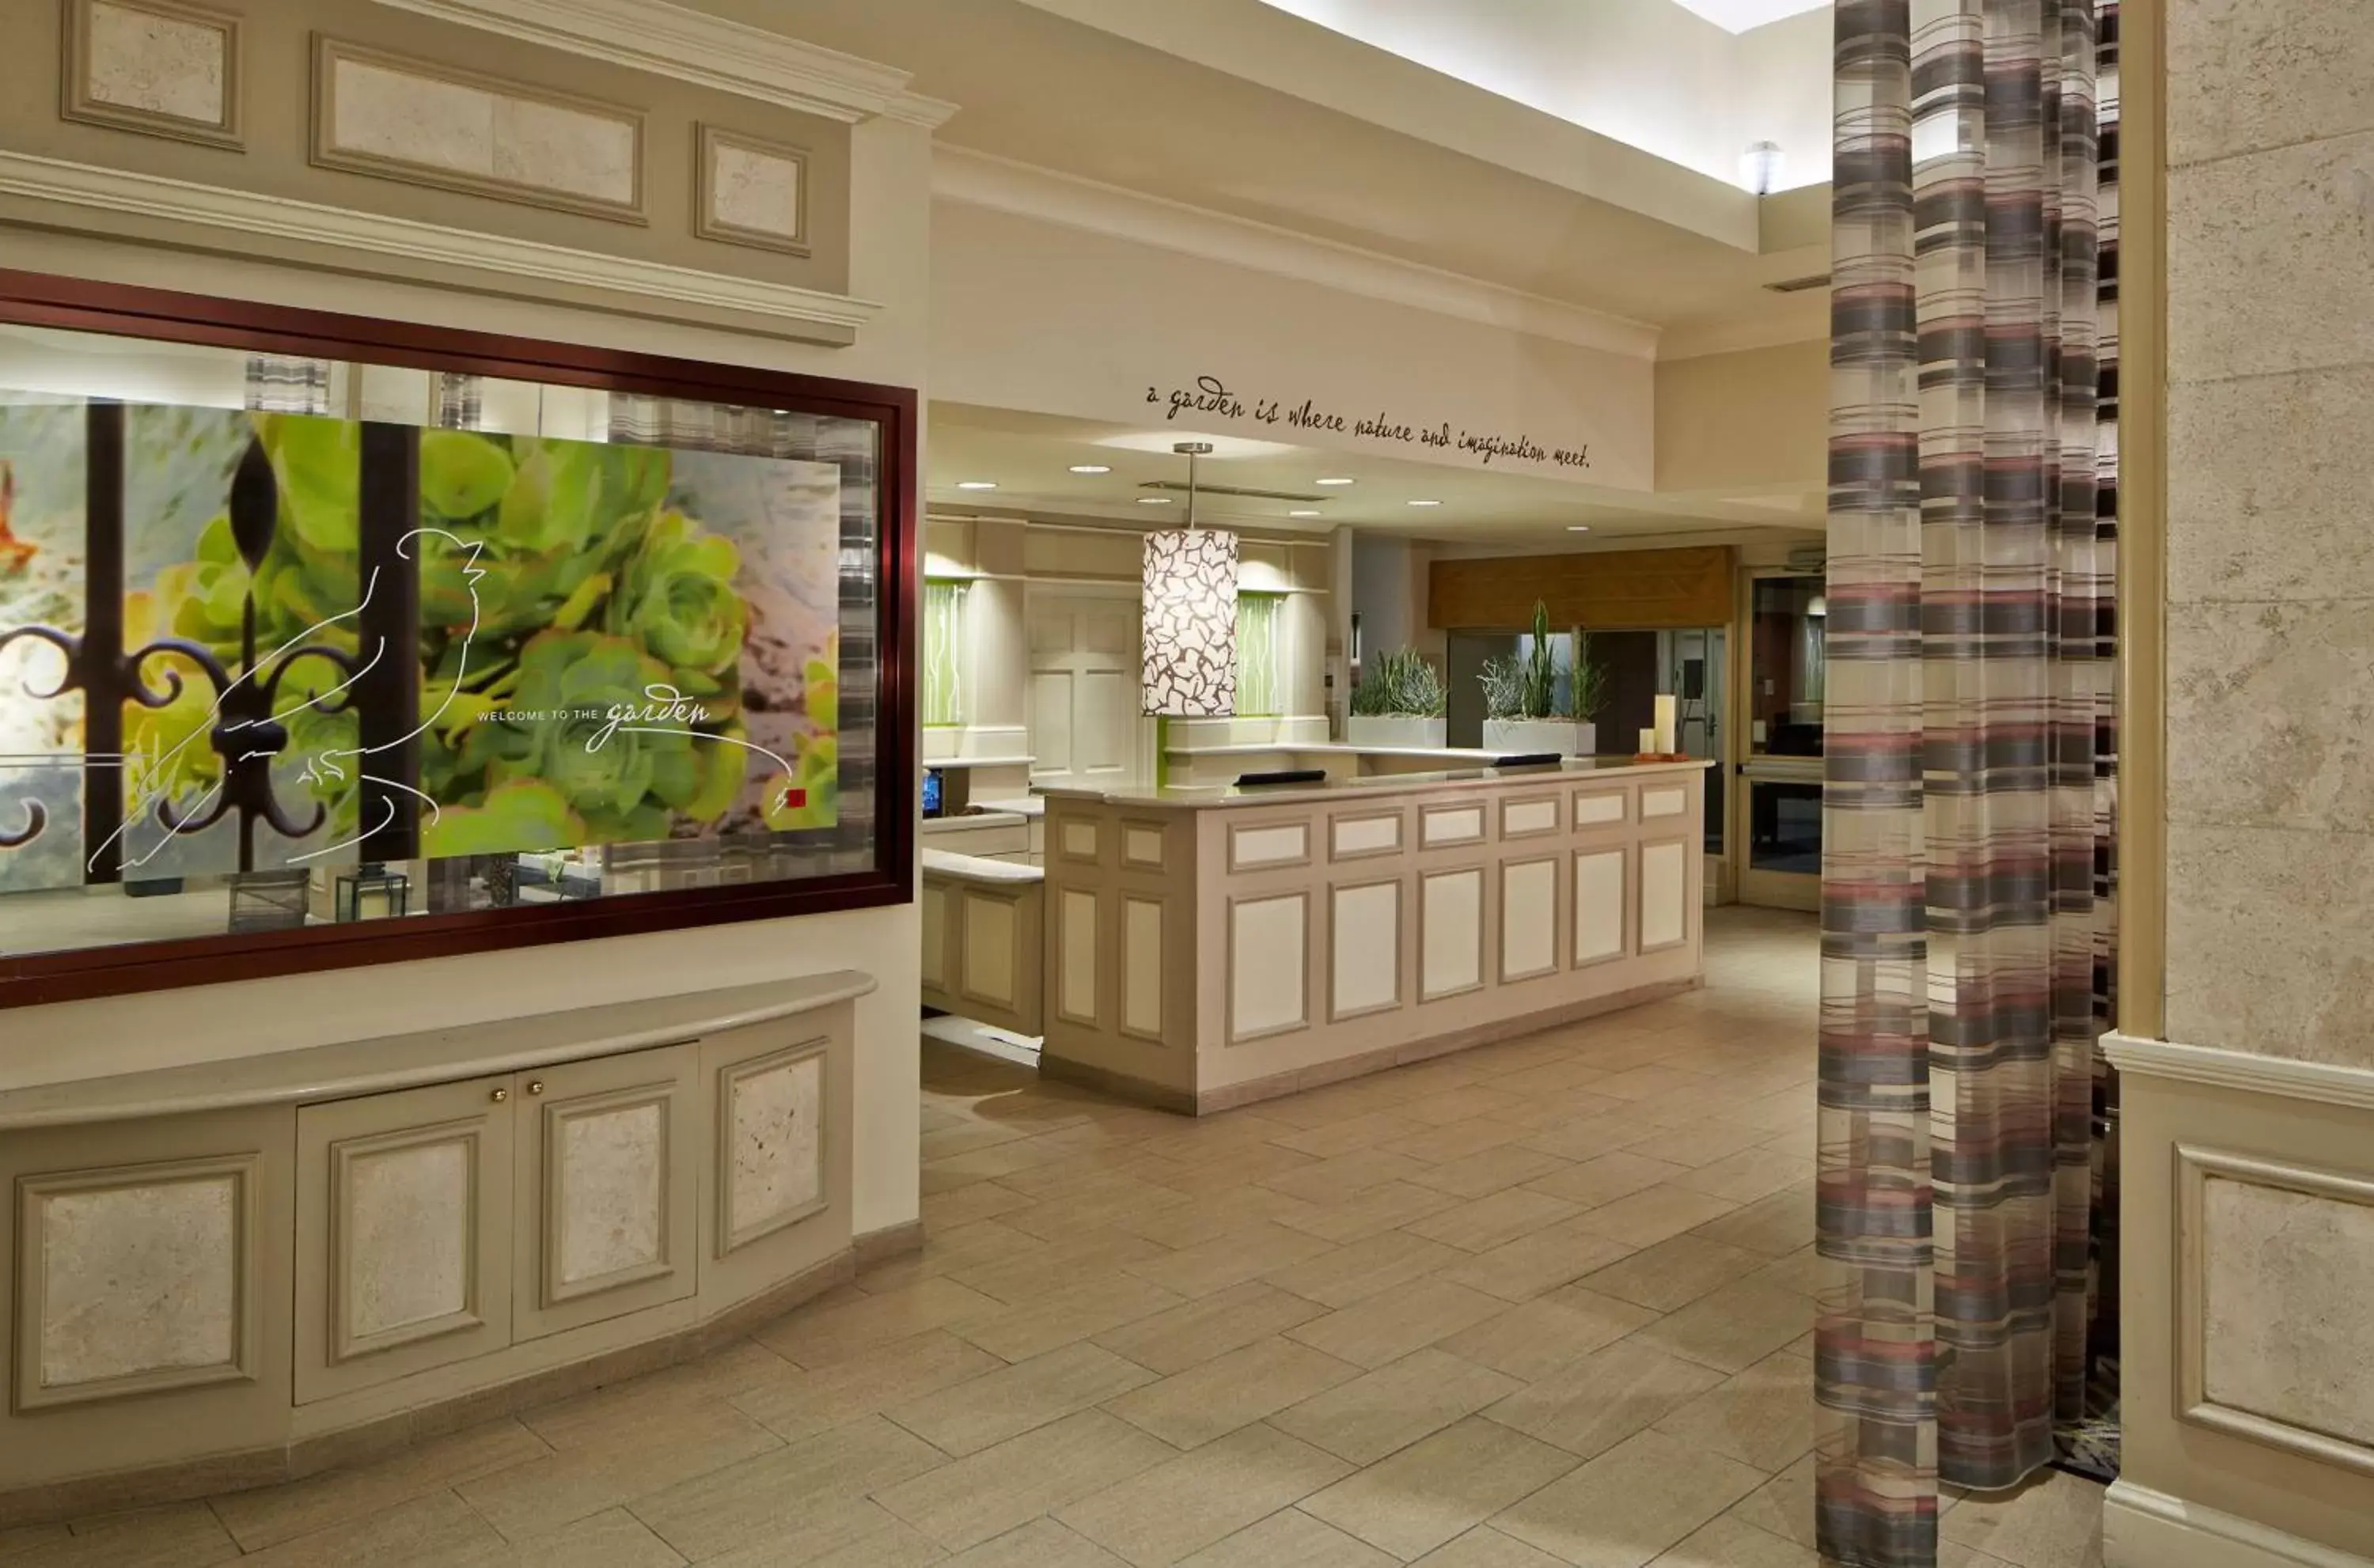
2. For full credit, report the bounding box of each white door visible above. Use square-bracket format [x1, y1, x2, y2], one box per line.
[1029, 590, 1147, 790]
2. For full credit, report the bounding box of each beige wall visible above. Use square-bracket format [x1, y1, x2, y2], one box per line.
[1653, 340, 1826, 498]
[2109, 2, 2374, 1562]
[930, 199, 1658, 492]
[0, 19, 935, 1238]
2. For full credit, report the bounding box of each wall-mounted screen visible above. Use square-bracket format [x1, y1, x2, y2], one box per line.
[0, 271, 915, 1006]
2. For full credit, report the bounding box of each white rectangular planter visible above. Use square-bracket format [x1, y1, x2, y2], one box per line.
[1483, 719, 1597, 756]
[1344, 716, 1448, 750]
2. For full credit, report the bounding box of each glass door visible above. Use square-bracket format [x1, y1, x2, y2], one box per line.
[1733, 573, 1824, 911]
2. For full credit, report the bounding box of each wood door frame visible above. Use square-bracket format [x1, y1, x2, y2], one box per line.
[1728, 565, 1823, 912]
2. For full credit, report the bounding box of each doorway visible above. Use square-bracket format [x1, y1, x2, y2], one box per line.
[1731, 571, 1825, 911]
[1027, 586, 1151, 792]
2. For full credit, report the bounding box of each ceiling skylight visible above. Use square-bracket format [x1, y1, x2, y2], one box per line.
[1668, 0, 1830, 33]
[1251, 0, 1831, 189]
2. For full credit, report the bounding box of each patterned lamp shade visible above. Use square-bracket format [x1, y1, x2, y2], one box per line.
[1141, 528, 1238, 717]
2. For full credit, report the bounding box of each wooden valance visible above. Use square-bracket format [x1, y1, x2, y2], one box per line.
[1428, 544, 1735, 631]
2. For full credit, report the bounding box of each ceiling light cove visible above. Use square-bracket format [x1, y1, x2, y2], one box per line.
[1068, 464, 1113, 475]
[1289, 509, 1322, 517]
[1407, 499, 1443, 508]
[1314, 477, 1356, 487]
[1567, 525, 1593, 532]
[1136, 496, 1174, 506]
[955, 480, 999, 490]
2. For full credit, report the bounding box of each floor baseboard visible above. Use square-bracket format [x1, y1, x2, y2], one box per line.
[2105, 1482, 2374, 1568]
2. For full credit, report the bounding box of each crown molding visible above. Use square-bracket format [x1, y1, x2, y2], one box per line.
[0, 151, 882, 343]
[2103, 1032, 2374, 1114]
[371, 0, 959, 127]
[932, 145, 1661, 362]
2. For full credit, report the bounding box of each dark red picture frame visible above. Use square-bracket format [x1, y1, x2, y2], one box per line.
[0, 267, 917, 1009]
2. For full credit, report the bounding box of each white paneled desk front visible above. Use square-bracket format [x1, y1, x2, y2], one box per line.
[1037, 759, 1711, 1113]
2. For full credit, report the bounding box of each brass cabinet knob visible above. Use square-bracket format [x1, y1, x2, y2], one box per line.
[491, 1087, 509, 1104]
[526, 1080, 544, 1096]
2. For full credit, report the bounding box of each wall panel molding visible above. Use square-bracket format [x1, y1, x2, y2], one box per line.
[0, 150, 881, 345]
[13, 1154, 259, 1411]
[311, 38, 647, 223]
[64, 0, 244, 150]
[716, 1041, 826, 1255]
[2103, 1033, 2374, 1114]
[370, 0, 958, 126]
[2176, 1144, 2374, 1476]
[696, 123, 812, 256]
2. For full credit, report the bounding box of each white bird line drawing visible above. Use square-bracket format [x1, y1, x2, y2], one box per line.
[222, 638, 386, 733]
[100, 528, 485, 870]
[89, 566, 388, 874]
[289, 799, 396, 865]
[328, 529, 483, 762]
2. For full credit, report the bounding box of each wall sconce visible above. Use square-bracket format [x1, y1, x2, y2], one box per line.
[1741, 140, 1785, 195]
[1140, 441, 1238, 718]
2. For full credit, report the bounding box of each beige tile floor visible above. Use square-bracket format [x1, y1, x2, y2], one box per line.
[0, 908, 2107, 1567]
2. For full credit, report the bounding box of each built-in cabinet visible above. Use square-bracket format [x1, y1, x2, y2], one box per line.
[0, 977, 865, 1509]
[292, 1043, 710, 1403]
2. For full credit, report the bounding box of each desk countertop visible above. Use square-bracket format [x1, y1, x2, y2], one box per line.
[1041, 756, 1712, 812]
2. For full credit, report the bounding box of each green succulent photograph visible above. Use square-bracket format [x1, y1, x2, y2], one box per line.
[76, 408, 840, 874]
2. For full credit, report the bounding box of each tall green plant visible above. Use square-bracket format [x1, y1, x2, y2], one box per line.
[1570, 630, 1610, 721]
[1478, 600, 1611, 723]
[1350, 646, 1445, 718]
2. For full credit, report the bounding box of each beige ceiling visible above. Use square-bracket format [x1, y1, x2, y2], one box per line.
[927, 403, 1821, 548]
[717, 0, 1830, 354]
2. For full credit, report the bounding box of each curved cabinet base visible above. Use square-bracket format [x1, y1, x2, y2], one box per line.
[0, 981, 878, 1527]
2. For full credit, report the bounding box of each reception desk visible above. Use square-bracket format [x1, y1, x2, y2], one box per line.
[1038, 759, 1710, 1113]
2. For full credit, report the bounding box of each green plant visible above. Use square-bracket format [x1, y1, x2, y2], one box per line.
[1477, 601, 1611, 724]
[1570, 631, 1610, 721]
[130, 411, 801, 854]
[1350, 646, 1446, 718]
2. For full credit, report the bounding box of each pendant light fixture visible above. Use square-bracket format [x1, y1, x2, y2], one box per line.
[1140, 440, 1238, 717]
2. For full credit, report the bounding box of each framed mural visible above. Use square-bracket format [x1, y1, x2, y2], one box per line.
[0, 267, 916, 1006]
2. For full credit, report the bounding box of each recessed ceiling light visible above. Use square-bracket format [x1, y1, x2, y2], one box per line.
[1567, 525, 1592, 532]
[1289, 509, 1322, 518]
[1314, 476, 1355, 487]
[1068, 464, 1112, 475]
[955, 480, 998, 490]
[1136, 495, 1174, 506]
[1407, 498, 1443, 507]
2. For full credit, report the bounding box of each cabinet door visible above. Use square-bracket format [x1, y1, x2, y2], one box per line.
[512, 1043, 700, 1343]
[699, 1013, 853, 1316]
[294, 1076, 513, 1404]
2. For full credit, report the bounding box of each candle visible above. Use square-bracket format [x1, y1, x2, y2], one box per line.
[1638, 726, 1658, 756]
[1653, 694, 1678, 756]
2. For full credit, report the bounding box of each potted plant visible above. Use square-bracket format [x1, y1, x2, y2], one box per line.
[1481, 600, 1606, 756]
[1345, 646, 1448, 748]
